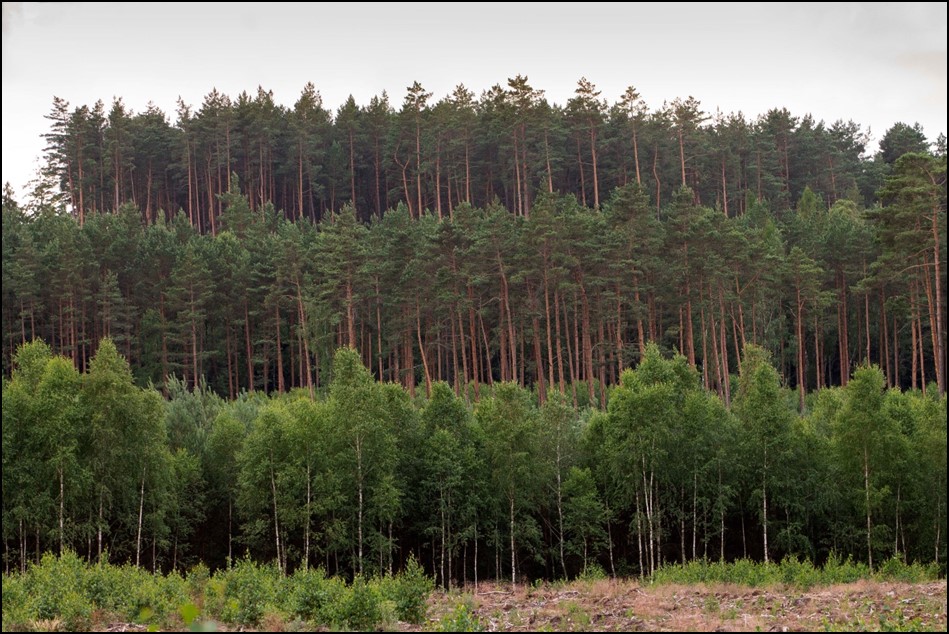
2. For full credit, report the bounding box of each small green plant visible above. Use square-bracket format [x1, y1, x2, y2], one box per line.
[577, 563, 607, 582]
[508, 607, 523, 626]
[875, 556, 940, 584]
[703, 595, 720, 614]
[178, 602, 218, 632]
[2, 573, 28, 630]
[186, 563, 210, 597]
[563, 601, 592, 630]
[720, 597, 742, 620]
[24, 551, 92, 631]
[877, 610, 927, 632]
[436, 602, 483, 632]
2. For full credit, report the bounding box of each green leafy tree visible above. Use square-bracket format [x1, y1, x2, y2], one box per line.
[734, 344, 793, 563]
[834, 366, 902, 569]
[328, 347, 394, 575]
[562, 466, 606, 574]
[538, 390, 578, 577]
[476, 381, 540, 584]
[237, 400, 292, 572]
[81, 338, 167, 566]
[207, 408, 247, 564]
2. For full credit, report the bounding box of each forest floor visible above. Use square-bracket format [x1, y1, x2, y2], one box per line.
[419, 578, 948, 632]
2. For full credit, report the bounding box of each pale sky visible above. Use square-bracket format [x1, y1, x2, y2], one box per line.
[2, 2, 946, 202]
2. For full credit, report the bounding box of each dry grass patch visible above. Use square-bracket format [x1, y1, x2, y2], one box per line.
[422, 579, 947, 632]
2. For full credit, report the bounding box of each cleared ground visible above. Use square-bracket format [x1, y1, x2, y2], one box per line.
[422, 579, 947, 632]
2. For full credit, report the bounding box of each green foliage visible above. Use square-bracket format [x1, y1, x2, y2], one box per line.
[874, 556, 941, 584]
[576, 563, 608, 582]
[284, 567, 345, 623]
[0, 551, 191, 631]
[1, 551, 439, 631]
[562, 467, 606, 571]
[206, 556, 281, 625]
[23, 551, 91, 630]
[651, 555, 939, 589]
[384, 555, 433, 624]
[436, 601, 484, 632]
[5, 88, 947, 582]
[333, 575, 382, 631]
[0, 573, 30, 631]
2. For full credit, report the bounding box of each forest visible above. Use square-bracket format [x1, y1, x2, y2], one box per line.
[1, 77, 946, 582]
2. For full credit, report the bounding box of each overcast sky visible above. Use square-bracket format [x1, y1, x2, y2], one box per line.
[2, 2, 946, 201]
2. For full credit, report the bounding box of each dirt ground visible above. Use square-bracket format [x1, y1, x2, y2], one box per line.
[422, 579, 948, 632]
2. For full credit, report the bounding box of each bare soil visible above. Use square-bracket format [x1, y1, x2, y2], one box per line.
[421, 579, 947, 632]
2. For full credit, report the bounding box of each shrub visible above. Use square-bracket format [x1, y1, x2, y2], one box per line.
[875, 556, 940, 584]
[284, 567, 345, 624]
[209, 556, 280, 625]
[334, 575, 382, 631]
[384, 555, 433, 624]
[651, 555, 939, 588]
[780, 555, 820, 589]
[577, 563, 608, 582]
[823, 552, 871, 584]
[1, 573, 30, 630]
[187, 562, 211, 598]
[25, 551, 92, 631]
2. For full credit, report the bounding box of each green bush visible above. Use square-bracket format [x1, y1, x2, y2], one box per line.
[823, 552, 871, 584]
[334, 575, 382, 631]
[187, 562, 210, 597]
[651, 555, 939, 588]
[1, 551, 436, 631]
[1, 573, 30, 631]
[384, 555, 433, 624]
[208, 556, 281, 625]
[284, 567, 345, 623]
[577, 563, 608, 582]
[24, 551, 92, 631]
[875, 556, 940, 584]
[83, 562, 131, 614]
[201, 576, 230, 623]
[779, 555, 820, 589]
[136, 570, 189, 625]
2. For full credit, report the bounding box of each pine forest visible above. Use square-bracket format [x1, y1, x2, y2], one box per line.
[2, 78, 946, 586]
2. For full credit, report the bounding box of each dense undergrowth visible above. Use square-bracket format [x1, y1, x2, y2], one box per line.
[1, 550, 432, 631]
[650, 554, 941, 589]
[1, 552, 941, 631]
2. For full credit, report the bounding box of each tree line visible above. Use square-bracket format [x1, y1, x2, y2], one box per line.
[3, 149, 946, 401]
[34, 79, 940, 229]
[3, 341, 945, 583]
